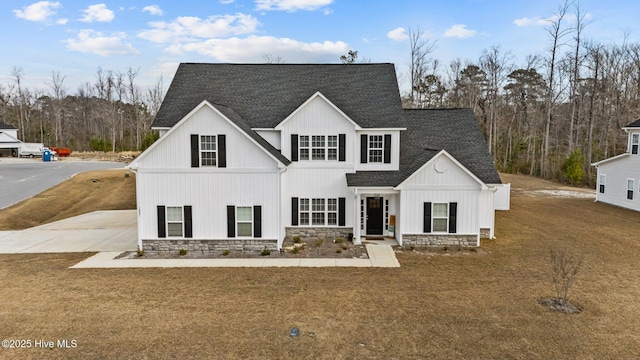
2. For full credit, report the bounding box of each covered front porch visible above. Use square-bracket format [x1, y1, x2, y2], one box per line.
[350, 187, 401, 245]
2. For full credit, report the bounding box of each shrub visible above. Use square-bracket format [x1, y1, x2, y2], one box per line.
[561, 149, 584, 185]
[315, 239, 324, 247]
[136, 249, 144, 257]
[261, 248, 271, 256]
[222, 250, 230, 256]
[550, 247, 583, 304]
[336, 248, 342, 254]
[334, 237, 344, 244]
[179, 249, 187, 256]
[293, 236, 301, 243]
[291, 247, 299, 254]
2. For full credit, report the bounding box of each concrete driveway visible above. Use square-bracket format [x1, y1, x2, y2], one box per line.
[0, 157, 123, 209]
[0, 210, 137, 253]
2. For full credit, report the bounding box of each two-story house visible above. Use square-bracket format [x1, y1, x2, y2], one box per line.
[592, 119, 640, 211]
[127, 63, 510, 254]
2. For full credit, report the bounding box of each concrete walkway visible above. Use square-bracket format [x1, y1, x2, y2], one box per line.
[0, 210, 137, 253]
[70, 244, 400, 269]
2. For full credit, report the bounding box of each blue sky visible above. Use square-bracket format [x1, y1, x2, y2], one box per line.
[1, 0, 639, 92]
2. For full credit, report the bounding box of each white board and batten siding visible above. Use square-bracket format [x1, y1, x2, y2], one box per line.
[278, 94, 357, 167]
[595, 154, 640, 211]
[396, 152, 485, 236]
[137, 172, 280, 240]
[137, 103, 280, 170]
[133, 102, 284, 241]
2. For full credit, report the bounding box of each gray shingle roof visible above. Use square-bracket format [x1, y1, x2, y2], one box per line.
[211, 103, 291, 166]
[346, 108, 502, 186]
[153, 63, 404, 129]
[625, 119, 640, 127]
[0, 122, 16, 129]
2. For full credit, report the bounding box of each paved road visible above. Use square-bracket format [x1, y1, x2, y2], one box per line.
[0, 158, 124, 209]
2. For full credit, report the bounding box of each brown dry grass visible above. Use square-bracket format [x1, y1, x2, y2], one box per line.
[0, 169, 136, 230]
[1, 174, 640, 359]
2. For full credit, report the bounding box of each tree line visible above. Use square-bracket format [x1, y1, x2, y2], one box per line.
[399, 1, 639, 186]
[0, 66, 163, 152]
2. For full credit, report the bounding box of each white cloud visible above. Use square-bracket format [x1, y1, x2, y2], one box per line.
[166, 35, 348, 62]
[13, 1, 60, 22]
[80, 4, 115, 23]
[65, 29, 140, 56]
[387, 27, 409, 41]
[138, 13, 260, 43]
[513, 16, 554, 27]
[142, 5, 163, 16]
[255, 0, 333, 12]
[56, 18, 68, 25]
[444, 24, 477, 38]
[220, 0, 235, 4]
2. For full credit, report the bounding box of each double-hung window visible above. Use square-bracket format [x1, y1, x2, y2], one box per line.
[236, 206, 253, 237]
[299, 199, 310, 225]
[200, 135, 217, 166]
[633, 134, 639, 155]
[312, 199, 325, 225]
[299, 136, 310, 160]
[432, 203, 448, 232]
[311, 136, 325, 160]
[368, 135, 383, 163]
[599, 174, 606, 194]
[327, 136, 338, 160]
[166, 206, 184, 237]
[327, 199, 338, 225]
[628, 179, 635, 200]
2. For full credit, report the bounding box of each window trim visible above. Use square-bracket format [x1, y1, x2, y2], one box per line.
[432, 203, 449, 233]
[599, 174, 606, 194]
[166, 206, 184, 237]
[368, 135, 384, 163]
[297, 197, 339, 226]
[200, 135, 217, 167]
[632, 134, 639, 154]
[627, 179, 634, 200]
[297, 135, 340, 161]
[236, 206, 253, 237]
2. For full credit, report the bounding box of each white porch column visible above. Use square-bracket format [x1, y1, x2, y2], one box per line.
[353, 190, 361, 245]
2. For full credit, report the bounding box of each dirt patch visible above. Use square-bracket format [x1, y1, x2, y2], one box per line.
[64, 151, 140, 163]
[539, 298, 582, 314]
[501, 173, 595, 198]
[395, 246, 489, 257]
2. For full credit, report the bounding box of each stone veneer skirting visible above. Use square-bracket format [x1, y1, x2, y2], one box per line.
[142, 239, 278, 255]
[480, 228, 491, 239]
[285, 227, 353, 240]
[402, 234, 478, 247]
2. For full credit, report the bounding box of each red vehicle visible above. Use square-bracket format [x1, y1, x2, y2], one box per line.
[49, 147, 72, 157]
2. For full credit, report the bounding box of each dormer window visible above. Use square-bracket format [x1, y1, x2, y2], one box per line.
[632, 134, 639, 154]
[369, 135, 383, 163]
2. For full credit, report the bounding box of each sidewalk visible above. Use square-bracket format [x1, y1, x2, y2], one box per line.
[70, 244, 400, 269]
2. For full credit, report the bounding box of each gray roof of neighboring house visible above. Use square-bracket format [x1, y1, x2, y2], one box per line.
[625, 119, 640, 127]
[346, 108, 502, 186]
[153, 63, 405, 129]
[0, 122, 16, 129]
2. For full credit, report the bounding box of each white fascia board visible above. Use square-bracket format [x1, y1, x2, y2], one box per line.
[396, 149, 488, 190]
[274, 91, 362, 130]
[357, 128, 407, 131]
[591, 153, 629, 167]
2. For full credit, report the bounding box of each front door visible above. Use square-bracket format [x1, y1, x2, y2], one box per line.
[366, 197, 383, 235]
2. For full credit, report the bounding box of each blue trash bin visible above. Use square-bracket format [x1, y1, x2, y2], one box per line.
[43, 149, 51, 162]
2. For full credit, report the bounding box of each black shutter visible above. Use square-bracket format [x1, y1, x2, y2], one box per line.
[423, 202, 431, 233]
[448, 202, 457, 234]
[338, 134, 346, 162]
[383, 134, 391, 163]
[190, 134, 199, 168]
[360, 134, 368, 163]
[253, 206, 262, 238]
[184, 206, 193, 238]
[227, 205, 235, 238]
[291, 197, 299, 226]
[338, 197, 346, 226]
[157, 205, 166, 238]
[291, 134, 298, 161]
[218, 135, 226, 168]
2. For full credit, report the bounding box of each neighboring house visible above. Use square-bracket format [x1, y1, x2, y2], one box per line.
[0, 122, 21, 157]
[127, 63, 510, 254]
[592, 119, 640, 211]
